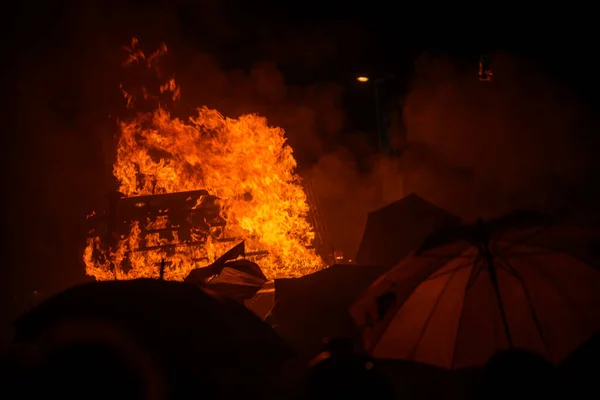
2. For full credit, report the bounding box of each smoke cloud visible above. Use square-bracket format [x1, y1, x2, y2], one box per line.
[398, 51, 599, 222]
[306, 51, 600, 259]
[7, 1, 598, 320]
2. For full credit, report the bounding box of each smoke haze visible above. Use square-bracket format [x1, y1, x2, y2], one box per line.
[399, 51, 599, 221]
[4, 1, 357, 304]
[4, 2, 599, 332]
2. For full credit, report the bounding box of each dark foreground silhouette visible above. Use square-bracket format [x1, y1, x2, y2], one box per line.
[476, 349, 561, 400]
[1, 279, 295, 400]
[4, 340, 156, 399]
[2, 278, 598, 399]
[303, 339, 396, 399]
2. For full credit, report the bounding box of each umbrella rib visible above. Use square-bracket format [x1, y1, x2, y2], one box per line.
[408, 266, 460, 362]
[535, 246, 600, 274]
[496, 225, 554, 253]
[524, 257, 594, 350]
[527, 259, 582, 316]
[426, 262, 473, 280]
[504, 244, 599, 268]
[367, 263, 462, 355]
[503, 250, 555, 258]
[496, 256, 553, 360]
[481, 244, 514, 348]
[466, 253, 485, 291]
[417, 254, 472, 259]
[490, 232, 503, 254]
[451, 258, 479, 369]
[493, 252, 522, 280]
[501, 240, 600, 278]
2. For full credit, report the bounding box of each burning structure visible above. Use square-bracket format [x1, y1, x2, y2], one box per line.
[83, 39, 325, 281]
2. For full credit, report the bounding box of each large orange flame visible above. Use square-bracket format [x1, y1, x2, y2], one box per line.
[84, 39, 324, 281]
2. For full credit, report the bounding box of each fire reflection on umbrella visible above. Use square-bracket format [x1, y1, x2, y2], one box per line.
[351, 210, 600, 369]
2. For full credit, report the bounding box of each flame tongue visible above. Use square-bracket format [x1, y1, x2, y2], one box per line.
[84, 40, 324, 281]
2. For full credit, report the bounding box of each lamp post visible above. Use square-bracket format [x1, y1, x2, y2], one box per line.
[356, 74, 404, 203]
[356, 74, 395, 155]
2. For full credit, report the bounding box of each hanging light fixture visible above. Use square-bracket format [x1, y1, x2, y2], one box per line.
[479, 53, 493, 81]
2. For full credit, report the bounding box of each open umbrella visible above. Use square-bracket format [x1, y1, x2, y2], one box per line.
[350, 210, 600, 369]
[355, 193, 460, 268]
[184, 241, 268, 302]
[206, 259, 268, 302]
[184, 241, 246, 286]
[271, 264, 389, 360]
[10, 279, 294, 398]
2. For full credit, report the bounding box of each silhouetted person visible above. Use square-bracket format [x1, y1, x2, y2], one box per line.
[303, 338, 395, 399]
[477, 349, 561, 400]
[5, 341, 153, 400]
[560, 332, 600, 399]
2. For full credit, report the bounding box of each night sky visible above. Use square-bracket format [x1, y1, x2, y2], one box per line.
[2, 1, 599, 340]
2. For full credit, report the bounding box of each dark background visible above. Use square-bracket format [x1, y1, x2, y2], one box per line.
[2, 1, 599, 342]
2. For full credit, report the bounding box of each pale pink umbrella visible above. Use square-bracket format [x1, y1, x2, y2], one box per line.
[350, 211, 600, 369]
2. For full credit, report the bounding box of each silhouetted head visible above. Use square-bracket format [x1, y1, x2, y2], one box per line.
[4, 320, 166, 400]
[477, 349, 560, 400]
[304, 351, 395, 399]
[9, 341, 150, 399]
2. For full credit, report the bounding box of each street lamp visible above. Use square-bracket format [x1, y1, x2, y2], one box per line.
[356, 74, 395, 155]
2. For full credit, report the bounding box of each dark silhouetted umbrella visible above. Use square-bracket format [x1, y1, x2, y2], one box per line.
[271, 263, 388, 360]
[11, 279, 294, 398]
[351, 210, 600, 369]
[355, 193, 460, 268]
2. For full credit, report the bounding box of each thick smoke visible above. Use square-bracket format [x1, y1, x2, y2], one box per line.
[306, 150, 403, 258]
[307, 51, 600, 258]
[399, 51, 599, 222]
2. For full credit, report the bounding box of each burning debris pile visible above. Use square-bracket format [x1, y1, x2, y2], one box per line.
[84, 39, 324, 281]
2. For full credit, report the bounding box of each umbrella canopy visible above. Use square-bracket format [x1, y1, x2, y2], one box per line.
[184, 241, 246, 286]
[355, 193, 460, 268]
[350, 210, 600, 369]
[184, 241, 268, 302]
[206, 259, 268, 302]
[11, 279, 294, 397]
[271, 264, 389, 360]
[245, 281, 276, 320]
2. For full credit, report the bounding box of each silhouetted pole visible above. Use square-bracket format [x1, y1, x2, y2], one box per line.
[357, 75, 394, 154]
[478, 218, 513, 347]
[357, 74, 404, 200]
[361, 74, 395, 155]
[373, 78, 392, 155]
[159, 259, 165, 281]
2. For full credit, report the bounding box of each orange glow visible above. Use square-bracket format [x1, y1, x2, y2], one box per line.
[84, 39, 324, 281]
[357, 76, 369, 83]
